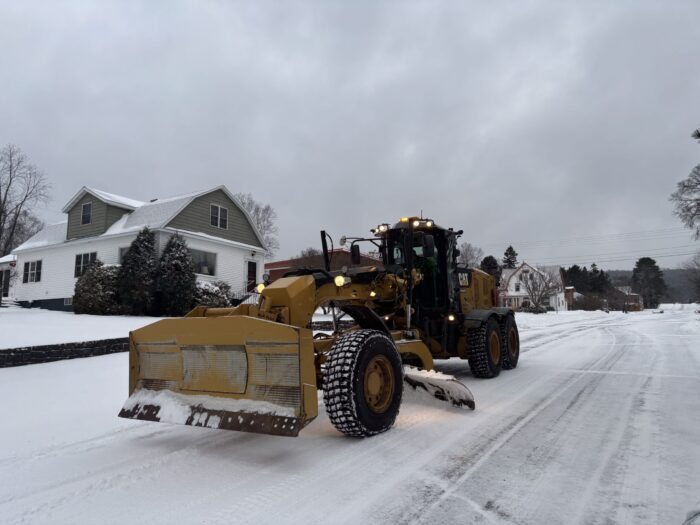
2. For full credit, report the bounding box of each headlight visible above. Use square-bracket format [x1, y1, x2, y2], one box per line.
[447, 314, 456, 322]
[369, 290, 377, 297]
[426, 220, 433, 227]
[256, 283, 265, 293]
[334, 275, 348, 287]
[378, 224, 389, 232]
[413, 220, 420, 227]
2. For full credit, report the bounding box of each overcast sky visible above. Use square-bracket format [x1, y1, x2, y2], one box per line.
[1, 1, 699, 269]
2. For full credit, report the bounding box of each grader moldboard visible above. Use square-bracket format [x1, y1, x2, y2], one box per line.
[119, 217, 520, 437]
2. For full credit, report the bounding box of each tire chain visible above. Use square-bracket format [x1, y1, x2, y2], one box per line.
[323, 330, 395, 437]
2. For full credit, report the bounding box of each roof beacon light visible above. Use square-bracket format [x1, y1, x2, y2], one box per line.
[378, 224, 389, 232]
[400, 217, 409, 223]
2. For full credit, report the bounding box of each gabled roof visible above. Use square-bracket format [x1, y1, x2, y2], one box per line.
[16, 186, 267, 253]
[61, 187, 145, 213]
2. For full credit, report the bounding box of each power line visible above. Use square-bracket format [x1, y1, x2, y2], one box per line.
[529, 244, 699, 264]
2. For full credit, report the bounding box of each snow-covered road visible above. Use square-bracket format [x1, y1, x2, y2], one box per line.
[1, 308, 699, 524]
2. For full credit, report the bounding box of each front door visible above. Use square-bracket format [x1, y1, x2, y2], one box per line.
[1, 270, 9, 298]
[246, 261, 257, 292]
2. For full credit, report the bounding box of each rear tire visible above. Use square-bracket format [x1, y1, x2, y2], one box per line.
[501, 315, 520, 370]
[467, 317, 502, 378]
[323, 329, 403, 437]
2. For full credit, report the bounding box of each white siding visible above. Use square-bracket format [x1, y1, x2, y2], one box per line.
[14, 230, 265, 304]
[14, 234, 137, 302]
[167, 231, 265, 292]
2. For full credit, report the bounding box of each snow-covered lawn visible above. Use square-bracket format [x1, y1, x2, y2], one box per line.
[0, 309, 163, 349]
[0, 308, 699, 524]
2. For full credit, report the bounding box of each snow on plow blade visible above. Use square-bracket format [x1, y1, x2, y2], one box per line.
[118, 314, 318, 437]
[119, 389, 304, 437]
[403, 366, 476, 410]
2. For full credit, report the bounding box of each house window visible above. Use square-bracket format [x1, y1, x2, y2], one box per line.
[515, 283, 520, 292]
[64, 297, 73, 306]
[74, 252, 97, 277]
[23, 260, 42, 283]
[191, 249, 216, 276]
[81, 202, 92, 225]
[210, 204, 228, 229]
[118, 247, 129, 264]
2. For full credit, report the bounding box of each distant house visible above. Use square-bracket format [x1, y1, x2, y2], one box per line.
[499, 262, 570, 311]
[12, 186, 266, 310]
[265, 248, 381, 281]
[609, 286, 644, 311]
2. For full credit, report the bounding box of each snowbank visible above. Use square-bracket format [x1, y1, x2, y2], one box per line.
[0, 309, 163, 349]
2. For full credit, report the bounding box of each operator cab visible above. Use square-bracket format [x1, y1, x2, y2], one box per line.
[372, 218, 462, 323]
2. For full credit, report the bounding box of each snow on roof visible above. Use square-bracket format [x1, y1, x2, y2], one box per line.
[61, 187, 144, 213]
[13, 221, 68, 251]
[0, 253, 16, 264]
[87, 188, 145, 209]
[16, 186, 266, 253]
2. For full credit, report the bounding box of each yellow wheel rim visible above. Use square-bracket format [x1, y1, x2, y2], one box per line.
[489, 331, 501, 364]
[508, 327, 518, 359]
[364, 355, 395, 413]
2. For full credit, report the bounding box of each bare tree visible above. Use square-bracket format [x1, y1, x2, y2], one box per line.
[522, 266, 561, 311]
[458, 242, 484, 267]
[670, 165, 700, 239]
[0, 144, 50, 256]
[684, 252, 700, 301]
[234, 192, 280, 258]
[693, 127, 700, 143]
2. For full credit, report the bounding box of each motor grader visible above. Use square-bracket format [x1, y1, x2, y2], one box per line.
[119, 217, 519, 437]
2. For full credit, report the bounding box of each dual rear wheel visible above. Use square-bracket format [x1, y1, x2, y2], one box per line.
[467, 315, 520, 379]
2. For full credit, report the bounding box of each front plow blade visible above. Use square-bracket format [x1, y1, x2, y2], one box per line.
[403, 366, 476, 410]
[118, 314, 318, 437]
[119, 389, 303, 437]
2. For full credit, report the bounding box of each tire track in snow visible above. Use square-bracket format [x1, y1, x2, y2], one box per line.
[391, 326, 630, 523]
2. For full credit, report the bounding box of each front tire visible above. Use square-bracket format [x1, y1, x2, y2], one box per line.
[323, 330, 403, 437]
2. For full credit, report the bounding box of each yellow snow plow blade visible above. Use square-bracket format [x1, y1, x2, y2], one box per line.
[118, 314, 318, 437]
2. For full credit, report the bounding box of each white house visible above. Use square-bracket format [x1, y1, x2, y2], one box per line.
[12, 185, 267, 310]
[499, 262, 569, 311]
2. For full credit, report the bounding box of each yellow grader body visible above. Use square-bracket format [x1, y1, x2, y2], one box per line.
[120, 218, 519, 438]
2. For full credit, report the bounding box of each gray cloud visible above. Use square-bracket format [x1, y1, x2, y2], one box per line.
[1, 0, 699, 268]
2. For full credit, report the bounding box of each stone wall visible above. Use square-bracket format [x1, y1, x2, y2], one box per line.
[0, 337, 129, 367]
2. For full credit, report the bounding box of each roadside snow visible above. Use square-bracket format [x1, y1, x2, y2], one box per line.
[1, 308, 699, 524]
[0, 309, 163, 349]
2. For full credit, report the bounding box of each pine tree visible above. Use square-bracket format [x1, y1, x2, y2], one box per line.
[502, 246, 518, 269]
[631, 257, 667, 309]
[156, 234, 197, 316]
[118, 228, 157, 315]
[73, 260, 120, 315]
[480, 255, 502, 286]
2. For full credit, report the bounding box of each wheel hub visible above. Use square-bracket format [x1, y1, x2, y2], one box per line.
[363, 355, 395, 414]
[489, 332, 501, 364]
[508, 327, 518, 358]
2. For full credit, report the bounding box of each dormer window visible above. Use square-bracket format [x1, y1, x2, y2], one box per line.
[210, 204, 228, 229]
[81, 202, 92, 225]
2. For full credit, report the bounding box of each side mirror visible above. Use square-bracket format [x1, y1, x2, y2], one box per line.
[423, 235, 435, 257]
[339, 235, 347, 246]
[350, 244, 361, 265]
